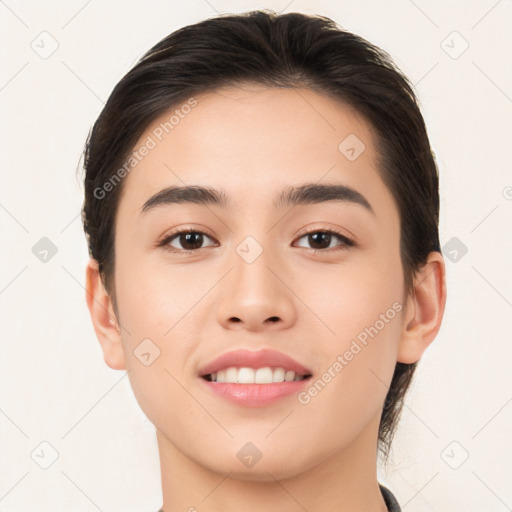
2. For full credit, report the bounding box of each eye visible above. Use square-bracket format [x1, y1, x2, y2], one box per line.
[159, 229, 217, 253]
[294, 229, 355, 253]
[158, 227, 355, 254]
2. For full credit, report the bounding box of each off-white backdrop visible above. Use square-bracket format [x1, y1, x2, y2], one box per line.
[1, 1, 511, 511]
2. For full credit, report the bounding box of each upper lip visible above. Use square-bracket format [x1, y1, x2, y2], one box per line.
[198, 348, 313, 377]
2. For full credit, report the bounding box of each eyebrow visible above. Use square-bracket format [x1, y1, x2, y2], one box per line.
[140, 183, 375, 216]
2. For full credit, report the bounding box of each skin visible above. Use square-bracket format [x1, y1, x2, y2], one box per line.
[86, 85, 446, 512]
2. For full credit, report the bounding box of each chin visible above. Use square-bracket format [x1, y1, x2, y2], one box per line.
[197, 448, 311, 483]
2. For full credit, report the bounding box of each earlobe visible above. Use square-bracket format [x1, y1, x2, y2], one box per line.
[85, 259, 127, 370]
[397, 251, 447, 364]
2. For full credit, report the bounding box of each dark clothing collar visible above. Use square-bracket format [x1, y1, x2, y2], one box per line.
[380, 483, 402, 511]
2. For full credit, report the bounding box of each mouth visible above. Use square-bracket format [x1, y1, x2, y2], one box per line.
[199, 367, 313, 408]
[197, 348, 314, 406]
[201, 367, 313, 384]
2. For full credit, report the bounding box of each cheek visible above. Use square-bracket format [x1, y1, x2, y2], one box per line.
[113, 256, 209, 400]
[114, 261, 201, 433]
[295, 269, 404, 445]
[115, 250, 204, 336]
[296, 248, 404, 343]
[302, 247, 404, 399]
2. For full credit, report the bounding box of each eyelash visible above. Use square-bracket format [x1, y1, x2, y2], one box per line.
[157, 227, 355, 255]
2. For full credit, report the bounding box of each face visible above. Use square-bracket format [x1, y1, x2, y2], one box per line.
[110, 85, 407, 480]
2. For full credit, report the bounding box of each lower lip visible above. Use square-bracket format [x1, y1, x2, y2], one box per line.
[200, 377, 312, 407]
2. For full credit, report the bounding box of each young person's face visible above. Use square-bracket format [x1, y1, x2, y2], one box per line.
[92, 85, 428, 479]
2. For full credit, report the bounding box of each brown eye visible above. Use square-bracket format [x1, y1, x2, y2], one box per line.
[160, 230, 217, 252]
[295, 230, 354, 252]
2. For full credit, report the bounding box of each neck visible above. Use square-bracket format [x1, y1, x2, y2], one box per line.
[157, 411, 389, 512]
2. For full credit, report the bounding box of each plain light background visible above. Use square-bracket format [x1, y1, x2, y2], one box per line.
[1, 0, 511, 510]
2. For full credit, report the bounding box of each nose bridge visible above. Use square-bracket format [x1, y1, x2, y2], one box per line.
[216, 229, 296, 330]
[231, 232, 278, 298]
[229, 207, 277, 280]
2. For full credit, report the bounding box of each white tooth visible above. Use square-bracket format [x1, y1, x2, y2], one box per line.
[226, 367, 238, 383]
[255, 367, 273, 384]
[237, 367, 255, 384]
[284, 370, 295, 382]
[211, 366, 301, 384]
[273, 367, 285, 383]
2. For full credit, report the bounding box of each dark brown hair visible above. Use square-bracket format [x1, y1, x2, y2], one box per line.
[80, 9, 441, 461]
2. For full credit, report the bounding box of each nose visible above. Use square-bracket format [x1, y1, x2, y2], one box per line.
[216, 243, 297, 332]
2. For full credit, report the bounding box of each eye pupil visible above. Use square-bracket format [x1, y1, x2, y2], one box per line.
[181, 232, 203, 250]
[309, 232, 331, 249]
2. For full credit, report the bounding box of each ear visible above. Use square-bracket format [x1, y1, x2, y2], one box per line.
[85, 258, 126, 370]
[397, 251, 447, 364]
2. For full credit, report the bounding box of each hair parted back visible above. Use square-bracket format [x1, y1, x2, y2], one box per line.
[81, 9, 441, 461]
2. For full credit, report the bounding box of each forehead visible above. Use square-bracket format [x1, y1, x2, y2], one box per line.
[115, 85, 397, 224]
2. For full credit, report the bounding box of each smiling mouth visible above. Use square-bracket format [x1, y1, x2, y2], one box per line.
[201, 367, 313, 384]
